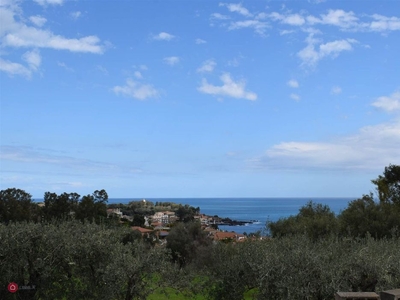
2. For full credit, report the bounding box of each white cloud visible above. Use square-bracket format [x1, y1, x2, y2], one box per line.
[0, 48, 41, 78]
[153, 32, 175, 41]
[70, 11, 82, 20]
[0, 58, 32, 78]
[264, 9, 400, 33]
[287, 79, 299, 88]
[298, 35, 357, 66]
[280, 29, 295, 35]
[305, 10, 400, 33]
[197, 59, 216, 73]
[331, 86, 342, 94]
[250, 120, 400, 171]
[368, 14, 400, 32]
[220, 3, 252, 17]
[133, 71, 142, 79]
[372, 91, 400, 112]
[22, 49, 41, 71]
[163, 56, 180, 66]
[320, 39, 356, 56]
[269, 12, 305, 26]
[256, 12, 267, 20]
[211, 13, 230, 21]
[4, 31, 104, 53]
[29, 15, 47, 27]
[0, 3, 104, 54]
[290, 93, 300, 101]
[34, 0, 63, 6]
[198, 73, 257, 101]
[285, 14, 306, 26]
[313, 9, 359, 29]
[113, 79, 158, 100]
[228, 20, 269, 35]
[195, 38, 207, 44]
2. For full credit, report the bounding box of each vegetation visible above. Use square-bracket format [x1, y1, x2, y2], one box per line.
[267, 164, 400, 240]
[0, 164, 399, 299]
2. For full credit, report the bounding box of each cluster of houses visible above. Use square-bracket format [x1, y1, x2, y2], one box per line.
[107, 208, 249, 243]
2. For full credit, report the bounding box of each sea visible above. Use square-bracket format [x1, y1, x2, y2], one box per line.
[108, 197, 356, 234]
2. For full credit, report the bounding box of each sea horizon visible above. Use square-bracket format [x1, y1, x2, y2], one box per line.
[32, 197, 358, 234]
[107, 197, 356, 234]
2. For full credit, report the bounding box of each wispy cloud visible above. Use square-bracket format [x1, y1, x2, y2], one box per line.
[0, 1, 104, 77]
[1, 2, 104, 54]
[113, 78, 159, 100]
[269, 12, 305, 26]
[290, 93, 300, 101]
[228, 20, 269, 35]
[266, 9, 400, 33]
[249, 120, 400, 171]
[163, 56, 180, 66]
[372, 91, 400, 112]
[0, 145, 142, 174]
[29, 15, 47, 27]
[0, 48, 41, 78]
[70, 11, 82, 20]
[153, 32, 175, 41]
[195, 38, 207, 44]
[22, 49, 41, 71]
[211, 13, 230, 20]
[368, 14, 400, 32]
[307, 9, 359, 29]
[331, 86, 342, 94]
[0, 58, 32, 78]
[34, 0, 63, 6]
[197, 59, 216, 73]
[57, 61, 74, 72]
[287, 79, 299, 88]
[198, 73, 257, 101]
[133, 71, 142, 79]
[220, 3, 252, 17]
[298, 34, 357, 66]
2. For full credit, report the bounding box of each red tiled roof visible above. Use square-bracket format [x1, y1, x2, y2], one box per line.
[131, 226, 153, 234]
[213, 232, 245, 241]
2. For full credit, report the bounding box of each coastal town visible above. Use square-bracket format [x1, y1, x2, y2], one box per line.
[106, 199, 261, 243]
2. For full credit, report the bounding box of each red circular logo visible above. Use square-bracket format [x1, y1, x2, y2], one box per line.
[8, 282, 18, 293]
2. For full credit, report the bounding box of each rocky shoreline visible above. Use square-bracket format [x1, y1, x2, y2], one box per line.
[213, 216, 259, 226]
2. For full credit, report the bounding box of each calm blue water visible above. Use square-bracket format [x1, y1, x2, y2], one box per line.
[109, 197, 355, 234]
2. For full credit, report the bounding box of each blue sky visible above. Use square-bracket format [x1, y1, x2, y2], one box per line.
[1, 0, 399, 198]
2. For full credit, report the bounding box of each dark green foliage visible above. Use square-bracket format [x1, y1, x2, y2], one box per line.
[372, 164, 400, 205]
[1, 164, 399, 300]
[1, 188, 109, 224]
[75, 189, 108, 223]
[176, 204, 199, 223]
[131, 213, 145, 227]
[267, 201, 338, 240]
[267, 165, 400, 240]
[166, 221, 211, 267]
[43, 191, 79, 221]
[122, 229, 143, 245]
[339, 193, 400, 238]
[0, 188, 36, 223]
[200, 235, 400, 300]
[0, 221, 179, 300]
[204, 242, 258, 300]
